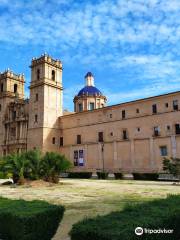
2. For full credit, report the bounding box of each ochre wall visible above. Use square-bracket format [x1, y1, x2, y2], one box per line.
[59, 91, 180, 173]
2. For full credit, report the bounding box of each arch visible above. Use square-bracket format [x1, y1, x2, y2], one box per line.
[37, 69, 40, 80]
[14, 84, 18, 93]
[1, 83, 3, 92]
[52, 70, 55, 81]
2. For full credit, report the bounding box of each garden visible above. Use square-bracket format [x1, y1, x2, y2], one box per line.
[0, 150, 180, 240]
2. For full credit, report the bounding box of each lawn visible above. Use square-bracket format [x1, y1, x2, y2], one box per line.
[0, 179, 180, 240]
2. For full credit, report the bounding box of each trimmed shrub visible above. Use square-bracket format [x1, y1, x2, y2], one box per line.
[68, 172, 92, 179]
[114, 172, 123, 179]
[133, 173, 159, 180]
[70, 195, 180, 240]
[0, 197, 65, 240]
[97, 172, 109, 179]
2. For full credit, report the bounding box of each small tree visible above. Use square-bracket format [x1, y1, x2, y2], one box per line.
[163, 157, 180, 182]
[40, 152, 72, 183]
[24, 149, 42, 180]
[3, 153, 29, 184]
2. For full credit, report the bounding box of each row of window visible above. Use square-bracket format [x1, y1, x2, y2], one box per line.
[36, 69, 55, 81]
[53, 124, 180, 147]
[109, 100, 179, 120]
[78, 102, 104, 112]
[78, 102, 95, 112]
[52, 137, 63, 146]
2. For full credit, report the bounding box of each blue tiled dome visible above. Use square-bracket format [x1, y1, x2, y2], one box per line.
[77, 86, 102, 96]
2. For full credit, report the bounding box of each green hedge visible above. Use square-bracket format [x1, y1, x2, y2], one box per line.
[70, 195, 180, 240]
[133, 173, 159, 180]
[97, 172, 109, 179]
[0, 198, 65, 240]
[68, 172, 92, 179]
[114, 173, 123, 179]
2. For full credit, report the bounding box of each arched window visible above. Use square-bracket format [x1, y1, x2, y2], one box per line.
[37, 69, 40, 80]
[52, 70, 55, 81]
[1, 83, 3, 92]
[14, 84, 17, 93]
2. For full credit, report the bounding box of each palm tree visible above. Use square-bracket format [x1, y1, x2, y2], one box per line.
[24, 149, 42, 180]
[40, 152, 72, 183]
[3, 153, 29, 184]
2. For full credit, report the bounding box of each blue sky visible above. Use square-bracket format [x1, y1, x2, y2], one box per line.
[0, 0, 180, 111]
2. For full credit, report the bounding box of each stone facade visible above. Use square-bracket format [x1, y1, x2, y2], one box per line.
[0, 54, 180, 174]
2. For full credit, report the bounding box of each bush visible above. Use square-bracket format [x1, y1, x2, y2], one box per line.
[41, 152, 72, 183]
[97, 172, 109, 179]
[0, 197, 65, 240]
[68, 172, 92, 179]
[0, 171, 6, 179]
[1, 150, 72, 184]
[163, 157, 180, 181]
[133, 173, 159, 180]
[70, 195, 180, 240]
[114, 173, 123, 179]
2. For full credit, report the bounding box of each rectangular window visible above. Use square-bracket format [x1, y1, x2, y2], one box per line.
[137, 127, 141, 132]
[98, 132, 104, 142]
[166, 125, 170, 131]
[123, 130, 128, 140]
[160, 146, 168, 156]
[154, 126, 160, 136]
[79, 150, 84, 166]
[52, 137, 55, 144]
[79, 103, 83, 112]
[152, 104, 157, 114]
[122, 110, 126, 119]
[77, 135, 81, 144]
[12, 111, 16, 120]
[173, 100, 178, 111]
[35, 93, 38, 101]
[136, 108, 139, 113]
[89, 102, 95, 110]
[175, 124, 180, 134]
[60, 137, 63, 146]
[73, 150, 84, 167]
[165, 103, 168, 108]
[35, 114, 38, 122]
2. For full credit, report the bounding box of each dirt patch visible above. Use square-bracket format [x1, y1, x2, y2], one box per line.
[17, 179, 54, 188]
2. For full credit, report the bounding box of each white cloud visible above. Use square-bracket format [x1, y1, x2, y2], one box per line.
[0, 0, 179, 109]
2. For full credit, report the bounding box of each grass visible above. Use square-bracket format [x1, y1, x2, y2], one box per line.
[0, 179, 180, 240]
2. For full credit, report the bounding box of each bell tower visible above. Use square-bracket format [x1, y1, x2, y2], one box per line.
[27, 54, 63, 152]
[0, 70, 25, 156]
